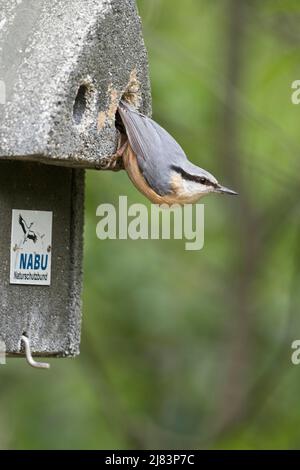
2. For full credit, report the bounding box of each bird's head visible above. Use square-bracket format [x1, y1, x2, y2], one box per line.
[170, 164, 237, 202]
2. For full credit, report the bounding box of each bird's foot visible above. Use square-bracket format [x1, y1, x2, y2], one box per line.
[97, 139, 128, 172]
[98, 154, 124, 171]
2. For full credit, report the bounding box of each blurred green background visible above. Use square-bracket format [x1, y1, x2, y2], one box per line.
[1, 0, 300, 449]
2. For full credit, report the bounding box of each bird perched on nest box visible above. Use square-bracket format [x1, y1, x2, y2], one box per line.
[108, 100, 237, 205]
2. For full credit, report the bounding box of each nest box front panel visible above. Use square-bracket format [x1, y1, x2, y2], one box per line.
[0, 161, 84, 357]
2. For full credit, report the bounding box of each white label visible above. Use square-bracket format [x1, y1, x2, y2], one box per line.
[10, 210, 53, 286]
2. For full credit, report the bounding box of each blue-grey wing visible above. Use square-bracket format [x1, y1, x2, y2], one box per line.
[118, 101, 188, 196]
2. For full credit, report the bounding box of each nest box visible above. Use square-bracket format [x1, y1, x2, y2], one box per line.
[0, 0, 151, 360]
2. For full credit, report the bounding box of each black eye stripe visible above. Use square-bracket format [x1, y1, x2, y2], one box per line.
[171, 166, 214, 186]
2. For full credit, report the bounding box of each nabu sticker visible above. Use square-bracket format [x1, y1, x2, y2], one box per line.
[10, 210, 53, 286]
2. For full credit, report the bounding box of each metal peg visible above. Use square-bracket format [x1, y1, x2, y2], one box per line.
[21, 335, 50, 369]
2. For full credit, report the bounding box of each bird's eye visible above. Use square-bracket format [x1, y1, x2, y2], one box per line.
[200, 178, 207, 184]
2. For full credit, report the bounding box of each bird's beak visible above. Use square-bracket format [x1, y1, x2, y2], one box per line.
[215, 185, 238, 196]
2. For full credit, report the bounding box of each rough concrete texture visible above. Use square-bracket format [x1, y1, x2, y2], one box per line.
[0, 0, 151, 168]
[0, 161, 84, 356]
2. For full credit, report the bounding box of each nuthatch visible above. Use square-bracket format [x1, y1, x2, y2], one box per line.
[110, 100, 237, 205]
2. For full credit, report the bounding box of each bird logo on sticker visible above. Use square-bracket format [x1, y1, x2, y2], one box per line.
[18, 214, 45, 246]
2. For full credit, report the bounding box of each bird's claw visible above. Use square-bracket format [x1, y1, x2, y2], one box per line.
[97, 139, 128, 171]
[98, 154, 124, 171]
